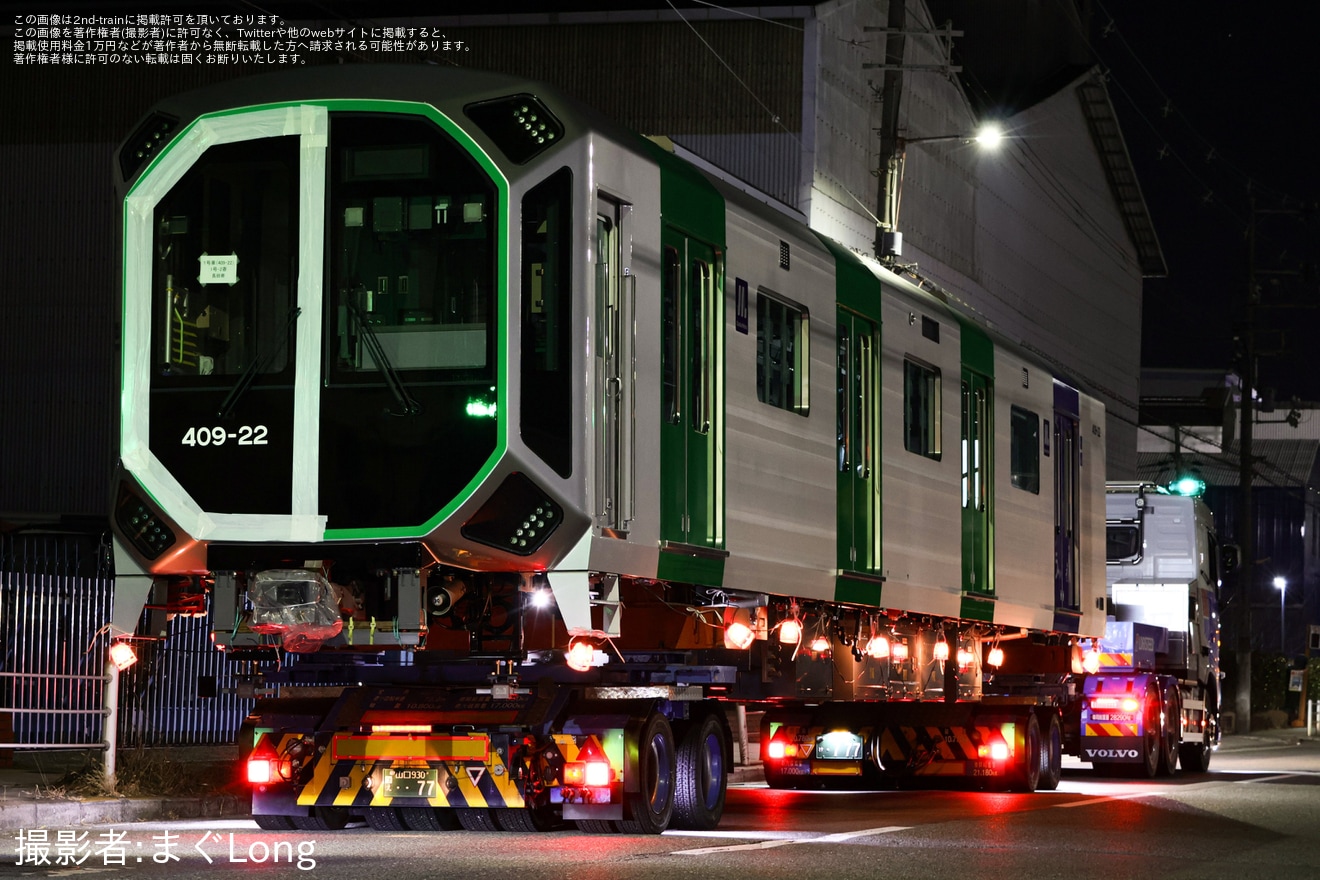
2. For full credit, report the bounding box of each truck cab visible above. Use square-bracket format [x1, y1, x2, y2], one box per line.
[1103, 481, 1223, 771]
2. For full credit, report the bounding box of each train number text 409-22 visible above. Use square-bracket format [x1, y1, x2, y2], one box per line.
[180, 426, 269, 446]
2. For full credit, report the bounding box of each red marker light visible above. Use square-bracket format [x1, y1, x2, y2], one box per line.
[725, 622, 756, 650]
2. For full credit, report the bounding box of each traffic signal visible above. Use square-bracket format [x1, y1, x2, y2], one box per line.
[1167, 475, 1205, 497]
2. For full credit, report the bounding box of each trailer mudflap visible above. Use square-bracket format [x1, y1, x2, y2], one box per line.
[1080, 672, 1152, 763]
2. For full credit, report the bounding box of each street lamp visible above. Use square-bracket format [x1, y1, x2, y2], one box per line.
[877, 122, 1005, 260]
[1273, 576, 1286, 654]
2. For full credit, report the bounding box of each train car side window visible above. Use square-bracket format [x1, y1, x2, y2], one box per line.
[756, 290, 809, 415]
[1010, 405, 1040, 494]
[662, 246, 681, 424]
[520, 167, 573, 477]
[903, 357, 941, 460]
[691, 260, 713, 435]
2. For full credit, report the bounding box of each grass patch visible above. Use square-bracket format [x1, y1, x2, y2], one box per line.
[57, 748, 242, 798]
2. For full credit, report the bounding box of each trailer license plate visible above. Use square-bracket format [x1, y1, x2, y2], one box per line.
[382, 767, 438, 798]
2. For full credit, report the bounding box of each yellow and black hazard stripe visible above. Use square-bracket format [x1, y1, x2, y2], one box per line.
[875, 723, 1008, 777]
[294, 734, 524, 809]
[1083, 721, 1139, 737]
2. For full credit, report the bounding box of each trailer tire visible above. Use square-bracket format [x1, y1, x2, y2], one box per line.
[1037, 712, 1063, 791]
[1007, 713, 1041, 792]
[364, 808, 408, 831]
[617, 713, 676, 834]
[253, 814, 297, 831]
[495, 806, 562, 832]
[1157, 687, 1181, 776]
[401, 806, 461, 831]
[763, 766, 799, 790]
[291, 806, 349, 831]
[671, 713, 727, 830]
[1133, 684, 1161, 778]
[456, 809, 500, 832]
[575, 819, 617, 833]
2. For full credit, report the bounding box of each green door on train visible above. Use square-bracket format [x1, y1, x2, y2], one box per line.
[960, 323, 995, 608]
[837, 309, 881, 578]
[658, 228, 725, 583]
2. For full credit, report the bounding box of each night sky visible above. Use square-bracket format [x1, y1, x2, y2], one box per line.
[1095, 2, 1320, 401]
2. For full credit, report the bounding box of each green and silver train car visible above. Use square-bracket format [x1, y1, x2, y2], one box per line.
[110, 65, 1108, 832]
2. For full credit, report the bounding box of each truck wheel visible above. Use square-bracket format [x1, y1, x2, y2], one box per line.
[364, 807, 408, 831]
[401, 806, 461, 831]
[617, 713, 676, 834]
[1135, 685, 1161, 778]
[575, 820, 617, 833]
[1037, 713, 1062, 791]
[254, 814, 297, 831]
[292, 806, 349, 831]
[456, 809, 500, 832]
[1157, 688, 1181, 776]
[494, 806, 562, 832]
[1178, 723, 1213, 772]
[671, 713, 727, 830]
[1007, 713, 1042, 792]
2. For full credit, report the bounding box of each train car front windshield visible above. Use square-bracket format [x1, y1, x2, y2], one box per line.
[124, 102, 505, 541]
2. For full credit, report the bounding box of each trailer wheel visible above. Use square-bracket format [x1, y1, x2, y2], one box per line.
[671, 713, 727, 830]
[455, 808, 500, 832]
[575, 819, 617, 833]
[401, 806, 462, 831]
[617, 713, 676, 834]
[253, 814, 297, 831]
[1007, 713, 1041, 792]
[1135, 684, 1161, 778]
[291, 806, 350, 831]
[1157, 687, 1181, 776]
[1037, 712, 1063, 791]
[364, 808, 408, 831]
[494, 806, 562, 833]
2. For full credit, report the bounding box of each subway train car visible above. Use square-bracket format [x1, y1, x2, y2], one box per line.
[109, 65, 1108, 832]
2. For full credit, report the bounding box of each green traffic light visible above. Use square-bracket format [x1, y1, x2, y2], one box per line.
[1169, 476, 1205, 496]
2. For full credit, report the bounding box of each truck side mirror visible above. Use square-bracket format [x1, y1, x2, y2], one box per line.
[1220, 544, 1239, 574]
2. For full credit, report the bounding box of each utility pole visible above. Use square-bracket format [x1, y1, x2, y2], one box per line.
[1235, 198, 1257, 737]
[872, 0, 906, 260]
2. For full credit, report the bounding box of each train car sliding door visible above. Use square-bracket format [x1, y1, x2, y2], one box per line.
[960, 368, 993, 595]
[595, 196, 633, 535]
[659, 228, 724, 580]
[837, 310, 880, 577]
[1053, 385, 1081, 611]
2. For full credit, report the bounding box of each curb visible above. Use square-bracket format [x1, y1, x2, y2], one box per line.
[0, 794, 250, 831]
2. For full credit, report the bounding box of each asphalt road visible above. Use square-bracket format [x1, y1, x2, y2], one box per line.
[5, 737, 1318, 880]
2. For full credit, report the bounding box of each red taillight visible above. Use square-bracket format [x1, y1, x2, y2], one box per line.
[246, 736, 280, 785]
[247, 757, 274, 784]
[766, 740, 786, 760]
[1091, 696, 1141, 713]
[564, 761, 611, 787]
[978, 741, 1011, 762]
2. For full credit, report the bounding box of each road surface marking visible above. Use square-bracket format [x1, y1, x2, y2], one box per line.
[673, 825, 909, 855]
